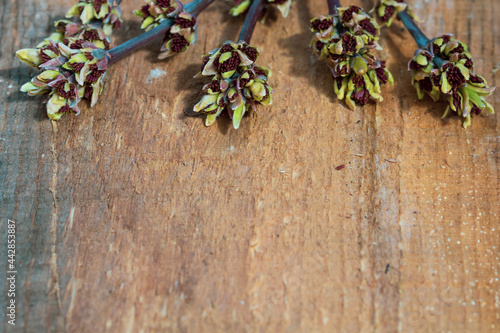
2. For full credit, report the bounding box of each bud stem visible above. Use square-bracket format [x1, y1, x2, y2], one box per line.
[238, 0, 265, 43]
[397, 11, 429, 48]
[107, 0, 214, 65]
[190, 0, 215, 17]
[327, 0, 342, 15]
[327, 0, 347, 34]
[398, 10, 444, 67]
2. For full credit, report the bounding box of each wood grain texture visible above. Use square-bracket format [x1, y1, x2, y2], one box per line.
[0, 0, 499, 332]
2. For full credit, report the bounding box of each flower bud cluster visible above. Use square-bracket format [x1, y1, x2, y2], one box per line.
[160, 12, 197, 59]
[310, 5, 393, 109]
[134, 0, 183, 31]
[230, 0, 293, 19]
[38, 0, 122, 51]
[16, 0, 123, 119]
[46, 20, 111, 50]
[135, 1, 197, 59]
[409, 34, 495, 128]
[66, 0, 123, 35]
[17, 42, 109, 120]
[194, 41, 273, 129]
[371, 0, 420, 27]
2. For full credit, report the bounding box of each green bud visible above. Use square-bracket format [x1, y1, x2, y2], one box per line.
[46, 94, 66, 120]
[483, 100, 495, 114]
[415, 53, 429, 66]
[232, 104, 246, 129]
[80, 4, 94, 24]
[66, 4, 81, 18]
[20, 82, 37, 92]
[230, 0, 251, 16]
[205, 113, 216, 126]
[193, 94, 219, 113]
[249, 82, 266, 100]
[354, 36, 365, 52]
[364, 74, 382, 101]
[345, 91, 356, 110]
[415, 82, 424, 100]
[377, 5, 386, 18]
[467, 88, 485, 109]
[16, 49, 42, 68]
[275, 0, 292, 18]
[141, 16, 155, 30]
[387, 70, 394, 85]
[459, 86, 472, 117]
[96, 3, 109, 19]
[227, 87, 239, 102]
[440, 74, 452, 94]
[462, 115, 471, 128]
[455, 63, 470, 81]
[347, 75, 356, 92]
[37, 33, 64, 48]
[69, 52, 89, 64]
[134, 9, 146, 18]
[352, 56, 368, 76]
[334, 78, 347, 100]
[256, 66, 272, 78]
[368, 70, 381, 94]
[467, 85, 495, 96]
[449, 90, 463, 112]
[39, 70, 61, 81]
[219, 52, 233, 63]
[103, 23, 113, 36]
[20, 82, 49, 95]
[260, 93, 273, 106]
[221, 69, 236, 79]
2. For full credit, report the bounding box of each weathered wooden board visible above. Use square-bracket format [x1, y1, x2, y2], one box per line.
[1, 0, 499, 332]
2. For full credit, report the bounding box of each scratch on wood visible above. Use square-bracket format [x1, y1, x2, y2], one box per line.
[65, 278, 78, 328]
[49, 120, 63, 328]
[125, 306, 136, 333]
[69, 206, 75, 230]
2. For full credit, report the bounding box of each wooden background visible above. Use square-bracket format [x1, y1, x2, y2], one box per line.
[1, 0, 499, 332]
